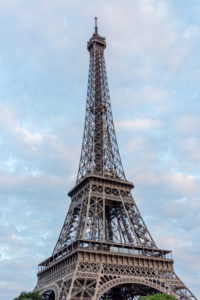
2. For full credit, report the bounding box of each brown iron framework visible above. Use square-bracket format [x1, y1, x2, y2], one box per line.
[35, 19, 197, 300]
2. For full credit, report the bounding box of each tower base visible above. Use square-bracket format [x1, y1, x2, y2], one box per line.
[36, 241, 196, 300]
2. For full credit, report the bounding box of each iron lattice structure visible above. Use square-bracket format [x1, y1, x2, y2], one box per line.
[35, 21, 197, 300]
[76, 25, 125, 183]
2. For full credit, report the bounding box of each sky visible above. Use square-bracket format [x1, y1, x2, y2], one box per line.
[0, 0, 200, 299]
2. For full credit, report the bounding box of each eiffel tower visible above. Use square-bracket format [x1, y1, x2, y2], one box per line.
[35, 19, 197, 300]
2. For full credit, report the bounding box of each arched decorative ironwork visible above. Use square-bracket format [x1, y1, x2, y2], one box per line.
[97, 277, 173, 300]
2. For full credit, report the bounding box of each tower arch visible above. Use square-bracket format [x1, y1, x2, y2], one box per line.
[97, 277, 173, 300]
[40, 284, 58, 300]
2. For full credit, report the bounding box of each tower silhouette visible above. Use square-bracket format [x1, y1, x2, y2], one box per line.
[36, 20, 197, 300]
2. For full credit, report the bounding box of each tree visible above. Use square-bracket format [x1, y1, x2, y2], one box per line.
[13, 291, 42, 300]
[140, 294, 176, 300]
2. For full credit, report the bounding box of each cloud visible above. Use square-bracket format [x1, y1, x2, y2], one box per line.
[177, 115, 200, 136]
[100, 0, 195, 74]
[132, 168, 199, 198]
[113, 86, 170, 114]
[167, 172, 198, 196]
[0, 106, 42, 145]
[116, 118, 161, 131]
[0, 105, 80, 177]
[179, 137, 200, 161]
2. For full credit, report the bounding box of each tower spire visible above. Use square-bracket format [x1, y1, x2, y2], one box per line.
[94, 16, 98, 34]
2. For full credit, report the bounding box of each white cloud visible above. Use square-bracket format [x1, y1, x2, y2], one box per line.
[167, 172, 198, 196]
[0, 105, 79, 177]
[15, 127, 42, 145]
[114, 86, 169, 112]
[134, 169, 198, 197]
[177, 115, 200, 136]
[99, 0, 193, 74]
[116, 118, 160, 131]
[124, 137, 145, 153]
[0, 106, 42, 145]
[137, 85, 169, 103]
[179, 137, 200, 161]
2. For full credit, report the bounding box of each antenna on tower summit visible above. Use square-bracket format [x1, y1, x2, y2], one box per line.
[94, 16, 98, 34]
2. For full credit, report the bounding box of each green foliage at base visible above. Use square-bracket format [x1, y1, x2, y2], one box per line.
[140, 294, 176, 300]
[13, 291, 42, 300]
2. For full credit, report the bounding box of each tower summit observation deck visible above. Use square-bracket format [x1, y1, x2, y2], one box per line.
[35, 19, 197, 300]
